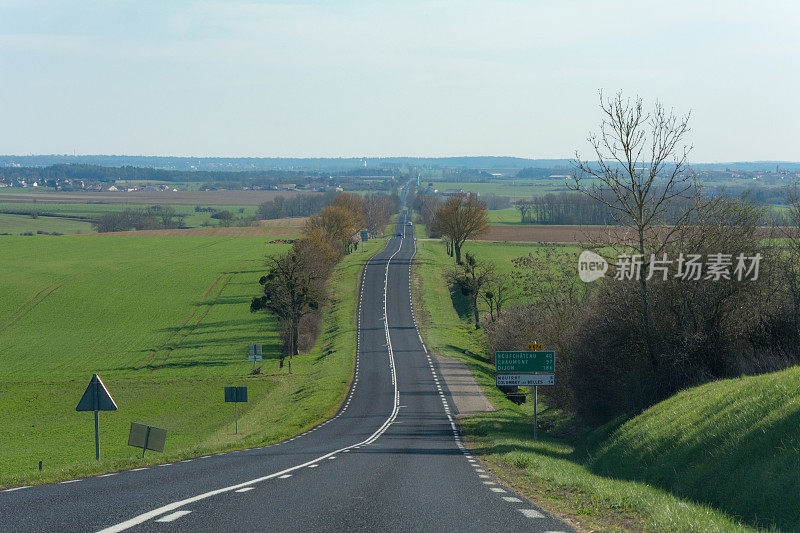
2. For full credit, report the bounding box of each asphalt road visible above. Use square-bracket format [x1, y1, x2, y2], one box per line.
[1, 200, 571, 532]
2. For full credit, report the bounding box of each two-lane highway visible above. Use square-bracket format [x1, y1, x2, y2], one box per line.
[1, 206, 571, 532]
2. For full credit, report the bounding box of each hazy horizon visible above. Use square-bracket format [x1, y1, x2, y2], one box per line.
[2, 1, 798, 161]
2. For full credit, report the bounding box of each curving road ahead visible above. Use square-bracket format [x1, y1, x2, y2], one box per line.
[1, 202, 571, 532]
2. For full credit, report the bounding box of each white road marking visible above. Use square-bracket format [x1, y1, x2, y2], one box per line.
[158, 464, 172, 467]
[131, 468, 148, 471]
[490, 487, 506, 493]
[3, 486, 31, 492]
[60, 479, 81, 484]
[520, 509, 545, 518]
[234, 487, 254, 493]
[308, 465, 319, 468]
[278, 474, 292, 479]
[479, 475, 490, 479]
[155, 511, 191, 523]
[482, 481, 495, 485]
[99, 473, 117, 478]
[503, 497, 522, 503]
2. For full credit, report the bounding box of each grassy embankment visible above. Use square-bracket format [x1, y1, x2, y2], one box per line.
[0, 229, 387, 487]
[413, 237, 798, 531]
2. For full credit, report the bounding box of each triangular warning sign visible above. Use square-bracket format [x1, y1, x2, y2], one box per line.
[75, 374, 118, 412]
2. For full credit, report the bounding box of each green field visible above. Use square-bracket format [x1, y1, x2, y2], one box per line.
[0, 213, 95, 235]
[0, 202, 260, 233]
[412, 237, 777, 531]
[0, 232, 386, 487]
[427, 180, 571, 198]
[487, 207, 522, 224]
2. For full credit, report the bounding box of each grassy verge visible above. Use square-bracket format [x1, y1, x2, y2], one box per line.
[0, 233, 387, 487]
[412, 238, 760, 532]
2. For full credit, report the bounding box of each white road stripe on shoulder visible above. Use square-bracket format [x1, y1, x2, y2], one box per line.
[60, 479, 81, 484]
[3, 486, 31, 492]
[234, 487, 254, 493]
[519, 509, 544, 518]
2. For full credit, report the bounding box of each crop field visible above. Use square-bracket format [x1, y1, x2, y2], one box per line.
[0, 213, 95, 235]
[0, 188, 305, 205]
[478, 224, 614, 243]
[0, 231, 387, 486]
[0, 201, 263, 233]
[428, 180, 571, 198]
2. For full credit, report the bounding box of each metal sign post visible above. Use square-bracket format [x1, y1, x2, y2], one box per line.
[224, 386, 248, 434]
[75, 374, 117, 460]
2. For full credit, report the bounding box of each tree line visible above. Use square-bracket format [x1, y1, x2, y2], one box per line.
[92, 206, 186, 232]
[250, 192, 399, 370]
[0, 164, 321, 184]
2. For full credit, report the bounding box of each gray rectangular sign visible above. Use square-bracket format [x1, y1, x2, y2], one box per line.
[225, 386, 248, 403]
[496, 373, 554, 386]
[128, 422, 167, 452]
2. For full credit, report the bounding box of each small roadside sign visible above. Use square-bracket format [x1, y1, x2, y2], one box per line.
[225, 386, 248, 403]
[225, 386, 248, 434]
[248, 355, 262, 361]
[248, 344, 262, 356]
[76, 374, 118, 412]
[128, 422, 167, 458]
[76, 374, 117, 461]
[360, 230, 369, 241]
[527, 343, 543, 351]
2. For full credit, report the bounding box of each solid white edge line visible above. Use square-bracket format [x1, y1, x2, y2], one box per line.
[96, 229, 406, 533]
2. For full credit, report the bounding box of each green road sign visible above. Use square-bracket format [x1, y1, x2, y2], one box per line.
[494, 351, 555, 373]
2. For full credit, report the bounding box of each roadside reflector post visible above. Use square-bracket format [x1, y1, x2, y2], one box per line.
[75, 374, 118, 461]
[533, 385, 538, 441]
[224, 387, 248, 434]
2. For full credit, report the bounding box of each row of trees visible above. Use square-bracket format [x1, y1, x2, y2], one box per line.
[250, 192, 398, 366]
[93, 206, 185, 232]
[255, 192, 338, 220]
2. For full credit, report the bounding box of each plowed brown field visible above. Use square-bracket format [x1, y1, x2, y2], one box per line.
[477, 225, 780, 243]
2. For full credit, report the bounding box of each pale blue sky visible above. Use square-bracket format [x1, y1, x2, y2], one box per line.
[1, 0, 798, 161]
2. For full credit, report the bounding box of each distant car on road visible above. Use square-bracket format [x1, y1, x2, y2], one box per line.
[397, 231, 403, 236]
[406, 222, 412, 226]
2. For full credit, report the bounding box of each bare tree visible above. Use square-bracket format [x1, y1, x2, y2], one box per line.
[250, 251, 325, 360]
[515, 199, 532, 224]
[481, 272, 511, 321]
[571, 91, 698, 366]
[433, 193, 489, 264]
[447, 252, 493, 329]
